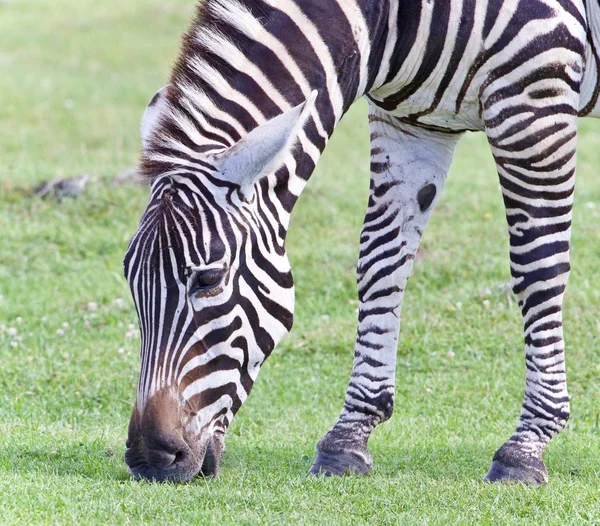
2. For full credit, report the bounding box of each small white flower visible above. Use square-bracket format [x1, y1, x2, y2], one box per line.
[15, 317, 23, 324]
[87, 302, 98, 312]
[118, 348, 125, 355]
[585, 201, 595, 209]
[447, 350, 455, 360]
[10, 341, 18, 349]
[113, 298, 127, 309]
[84, 321, 91, 329]
[128, 324, 136, 330]
[56, 328, 65, 336]
[7, 327, 18, 337]
[125, 329, 139, 340]
[456, 302, 463, 310]
[41, 316, 48, 323]
[62, 322, 69, 329]
[482, 300, 490, 309]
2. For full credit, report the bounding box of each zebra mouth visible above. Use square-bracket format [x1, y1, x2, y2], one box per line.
[125, 432, 224, 483]
[198, 432, 225, 477]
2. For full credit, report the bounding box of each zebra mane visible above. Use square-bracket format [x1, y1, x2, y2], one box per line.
[140, 0, 278, 185]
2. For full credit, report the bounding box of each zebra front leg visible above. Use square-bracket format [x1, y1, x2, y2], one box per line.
[482, 82, 580, 484]
[310, 110, 462, 476]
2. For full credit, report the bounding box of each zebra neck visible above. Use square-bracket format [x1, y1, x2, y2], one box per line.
[176, 0, 390, 123]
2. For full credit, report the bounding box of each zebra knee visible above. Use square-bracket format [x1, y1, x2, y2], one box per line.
[373, 390, 394, 423]
[555, 397, 570, 430]
[345, 389, 394, 426]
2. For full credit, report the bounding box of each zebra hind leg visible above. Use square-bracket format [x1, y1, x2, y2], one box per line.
[310, 110, 462, 476]
[481, 76, 580, 485]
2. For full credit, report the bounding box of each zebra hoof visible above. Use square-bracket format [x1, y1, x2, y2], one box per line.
[484, 446, 548, 485]
[309, 450, 372, 477]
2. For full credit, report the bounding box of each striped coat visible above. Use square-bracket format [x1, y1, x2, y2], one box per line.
[124, 0, 600, 483]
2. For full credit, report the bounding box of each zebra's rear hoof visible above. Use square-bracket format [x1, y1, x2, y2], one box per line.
[309, 450, 372, 477]
[483, 445, 548, 485]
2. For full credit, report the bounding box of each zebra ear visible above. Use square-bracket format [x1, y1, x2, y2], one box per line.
[215, 91, 318, 198]
[141, 85, 171, 149]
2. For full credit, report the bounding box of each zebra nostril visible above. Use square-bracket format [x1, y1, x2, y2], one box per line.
[147, 448, 177, 470]
[174, 449, 186, 464]
[144, 435, 191, 471]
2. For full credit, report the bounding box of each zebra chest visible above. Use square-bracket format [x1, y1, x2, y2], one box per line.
[368, 79, 485, 133]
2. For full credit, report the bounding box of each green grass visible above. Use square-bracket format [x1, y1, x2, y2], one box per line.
[1, 0, 599, 524]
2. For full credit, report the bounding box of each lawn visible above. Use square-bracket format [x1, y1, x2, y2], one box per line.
[1, 0, 599, 524]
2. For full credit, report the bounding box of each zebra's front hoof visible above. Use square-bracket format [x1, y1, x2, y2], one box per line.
[309, 450, 372, 477]
[483, 444, 548, 485]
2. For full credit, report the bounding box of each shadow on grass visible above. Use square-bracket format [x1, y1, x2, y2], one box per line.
[371, 440, 597, 484]
[0, 442, 131, 481]
[0, 437, 591, 485]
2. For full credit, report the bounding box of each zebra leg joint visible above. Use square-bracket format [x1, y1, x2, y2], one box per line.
[484, 441, 548, 485]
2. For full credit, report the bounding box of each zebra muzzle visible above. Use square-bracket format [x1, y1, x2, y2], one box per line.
[125, 389, 223, 482]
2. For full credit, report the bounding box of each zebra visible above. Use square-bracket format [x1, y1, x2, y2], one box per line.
[123, 0, 600, 484]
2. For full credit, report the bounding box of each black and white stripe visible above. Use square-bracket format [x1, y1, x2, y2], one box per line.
[124, 0, 600, 483]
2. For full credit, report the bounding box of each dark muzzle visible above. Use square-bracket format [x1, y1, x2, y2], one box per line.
[125, 389, 223, 482]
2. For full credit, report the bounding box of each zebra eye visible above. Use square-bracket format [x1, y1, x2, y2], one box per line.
[189, 268, 225, 296]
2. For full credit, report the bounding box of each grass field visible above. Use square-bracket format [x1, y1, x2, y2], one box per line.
[1, 0, 599, 524]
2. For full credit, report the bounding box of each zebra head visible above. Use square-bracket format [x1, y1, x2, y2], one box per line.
[124, 86, 317, 482]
